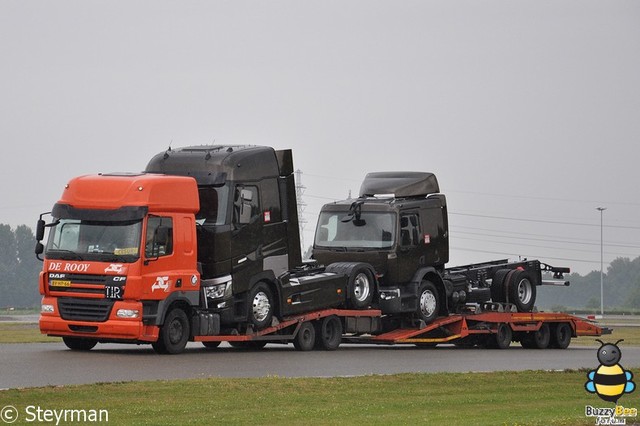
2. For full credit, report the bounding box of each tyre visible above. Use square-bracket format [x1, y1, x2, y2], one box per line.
[522, 323, 550, 349]
[229, 341, 268, 350]
[348, 267, 375, 309]
[152, 308, 190, 354]
[62, 337, 97, 351]
[491, 323, 512, 349]
[550, 323, 572, 349]
[506, 270, 536, 312]
[293, 322, 316, 351]
[454, 338, 477, 349]
[416, 281, 439, 324]
[314, 315, 342, 350]
[202, 341, 221, 349]
[490, 269, 510, 303]
[248, 282, 274, 330]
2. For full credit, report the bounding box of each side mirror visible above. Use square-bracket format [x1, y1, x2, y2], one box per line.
[36, 219, 46, 241]
[35, 242, 45, 261]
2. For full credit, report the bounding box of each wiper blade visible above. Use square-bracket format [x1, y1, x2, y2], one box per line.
[101, 253, 134, 262]
[47, 249, 84, 261]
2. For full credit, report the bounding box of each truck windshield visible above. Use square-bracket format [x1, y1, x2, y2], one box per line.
[315, 211, 396, 249]
[45, 218, 142, 262]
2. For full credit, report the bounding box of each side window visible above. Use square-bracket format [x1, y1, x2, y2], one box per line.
[233, 186, 260, 228]
[145, 217, 173, 258]
[400, 214, 420, 247]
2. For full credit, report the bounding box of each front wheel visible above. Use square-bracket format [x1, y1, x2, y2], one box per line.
[348, 268, 375, 309]
[62, 337, 97, 351]
[248, 283, 275, 330]
[153, 308, 190, 354]
[416, 281, 439, 324]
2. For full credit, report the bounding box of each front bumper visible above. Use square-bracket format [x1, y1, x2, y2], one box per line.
[39, 297, 159, 342]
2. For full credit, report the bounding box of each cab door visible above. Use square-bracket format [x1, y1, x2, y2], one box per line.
[396, 211, 423, 283]
[141, 216, 181, 299]
[229, 185, 263, 294]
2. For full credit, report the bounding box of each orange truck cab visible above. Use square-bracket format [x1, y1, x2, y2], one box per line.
[37, 173, 201, 352]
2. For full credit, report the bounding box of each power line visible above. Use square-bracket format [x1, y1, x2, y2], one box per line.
[451, 235, 640, 258]
[449, 211, 640, 231]
[450, 246, 601, 265]
[450, 228, 640, 249]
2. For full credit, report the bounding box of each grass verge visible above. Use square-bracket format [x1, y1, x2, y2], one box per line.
[2, 370, 639, 425]
[0, 322, 61, 344]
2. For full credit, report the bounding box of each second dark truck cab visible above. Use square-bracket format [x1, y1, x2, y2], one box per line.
[313, 172, 569, 325]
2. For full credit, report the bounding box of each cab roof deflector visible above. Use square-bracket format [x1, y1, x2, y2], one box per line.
[359, 172, 440, 198]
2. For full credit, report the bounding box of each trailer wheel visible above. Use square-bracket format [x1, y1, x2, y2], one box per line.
[153, 308, 190, 354]
[202, 341, 221, 349]
[348, 267, 375, 309]
[248, 282, 274, 330]
[416, 281, 439, 324]
[491, 323, 512, 349]
[314, 315, 342, 350]
[506, 270, 537, 312]
[521, 323, 550, 349]
[490, 269, 511, 303]
[62, 337, 97, 351]
[293, 322, 316, 351]
[550, 323, 572, 349]
[229, 341, 268, 350]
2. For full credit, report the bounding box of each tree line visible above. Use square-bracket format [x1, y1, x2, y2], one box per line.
[0, 224, 41, 308]
[1, 222, 639, 311]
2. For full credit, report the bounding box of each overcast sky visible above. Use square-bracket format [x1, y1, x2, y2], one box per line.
[1, 1, 639, 275]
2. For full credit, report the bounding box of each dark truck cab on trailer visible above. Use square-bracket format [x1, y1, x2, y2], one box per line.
[313, 172, 570, 324]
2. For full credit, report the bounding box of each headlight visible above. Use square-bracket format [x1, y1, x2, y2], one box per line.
[116, 309, 140, 319]
[41, 304, 55, 313]
[205, 282, 232, 299]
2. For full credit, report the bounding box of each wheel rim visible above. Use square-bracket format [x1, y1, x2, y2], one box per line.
[516, 278, 533, 304]
[420, 290, 437, 318]
[353, 273, 371, 302]
[301, 327, 312, 343]
[252, 291, 271, 323]
[168, 318, 184, 345]
[324, 319, 339, 341]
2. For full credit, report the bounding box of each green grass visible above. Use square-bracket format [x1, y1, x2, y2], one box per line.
[2, 370, 639, 425]
[0, 322, 61, 344]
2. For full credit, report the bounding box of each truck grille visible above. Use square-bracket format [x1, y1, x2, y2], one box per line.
[58, 298, 114, 322]
[48, 273, 124, 295]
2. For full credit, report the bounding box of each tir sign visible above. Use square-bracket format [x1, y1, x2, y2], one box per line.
[264, 211, 271, 223]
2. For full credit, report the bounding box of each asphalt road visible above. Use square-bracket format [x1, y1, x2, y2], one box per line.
[2, 342, 640, 389]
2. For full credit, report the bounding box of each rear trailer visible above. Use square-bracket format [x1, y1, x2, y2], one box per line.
[195, 309, 605, 351]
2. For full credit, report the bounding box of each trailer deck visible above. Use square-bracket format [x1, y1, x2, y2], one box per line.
[195, 308, 605, 350]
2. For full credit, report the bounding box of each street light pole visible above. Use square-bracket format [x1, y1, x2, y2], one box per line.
[596, 207, 606, 317]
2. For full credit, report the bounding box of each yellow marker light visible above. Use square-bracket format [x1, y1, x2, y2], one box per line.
[287, 298, 292, 304]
